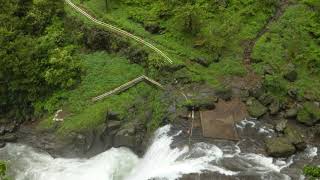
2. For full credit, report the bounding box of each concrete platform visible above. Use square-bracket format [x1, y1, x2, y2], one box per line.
[200, 98, 248, 140]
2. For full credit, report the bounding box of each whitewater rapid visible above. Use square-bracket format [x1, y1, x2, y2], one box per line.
[0, 124, 317, 180]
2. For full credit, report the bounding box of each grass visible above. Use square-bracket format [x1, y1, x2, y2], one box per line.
[252, 4, 320, 99]
[37, 51, 166, 135]
[66, 0, 255, 87]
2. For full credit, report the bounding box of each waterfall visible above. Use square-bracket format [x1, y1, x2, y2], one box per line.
[0, 124, 313, 180]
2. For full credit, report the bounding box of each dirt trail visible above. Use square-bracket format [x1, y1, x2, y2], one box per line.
[243, 0, 290, 65]
[229, 0, 291, 90]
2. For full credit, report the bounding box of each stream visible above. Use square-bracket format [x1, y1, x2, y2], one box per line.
[0, 124, 318, 180]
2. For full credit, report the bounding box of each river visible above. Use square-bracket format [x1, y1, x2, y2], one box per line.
[0, 124, 318, 180]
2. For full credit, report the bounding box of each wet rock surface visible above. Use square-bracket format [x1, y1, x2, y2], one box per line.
[246, 97, 267, 118]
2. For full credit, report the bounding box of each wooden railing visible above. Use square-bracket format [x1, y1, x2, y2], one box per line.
[92, 75, 164, 102]
[65, 0, 173, 64]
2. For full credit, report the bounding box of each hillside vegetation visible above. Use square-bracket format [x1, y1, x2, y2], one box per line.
[1, 0, 320, 135]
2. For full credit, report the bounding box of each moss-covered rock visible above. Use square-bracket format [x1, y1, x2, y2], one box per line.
[284, 125, 306, 151]
[269, 99, 281, 115]
[265, 137, 296, 157]
[183, 96, 217, 111]
[297, 102, 320, 126]
[247, 98, 268, 118]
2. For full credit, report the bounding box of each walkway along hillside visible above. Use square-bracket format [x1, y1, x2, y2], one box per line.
[92, 75, 164, 102]
[65, 0, 173, 64]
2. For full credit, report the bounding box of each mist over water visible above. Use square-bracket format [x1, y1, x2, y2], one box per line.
[0, 124, 316, 180]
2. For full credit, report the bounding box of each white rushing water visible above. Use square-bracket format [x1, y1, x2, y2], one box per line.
[0, 125, 307, 180]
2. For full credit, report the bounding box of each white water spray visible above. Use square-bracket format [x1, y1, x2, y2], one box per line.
[0, 124, 308, 180]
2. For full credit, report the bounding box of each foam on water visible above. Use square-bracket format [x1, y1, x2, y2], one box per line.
[0, 125, 301, 180]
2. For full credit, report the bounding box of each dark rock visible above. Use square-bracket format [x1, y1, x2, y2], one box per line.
[249, 86, 265, 99]
[106, 111, 120, 121]
[107, 120, 121, 132]
[240, 89, 250, 102]
[117, 122, 136, 136]
[215, 87, 232, 101]
[144, 22, 164, 34]
[287, 88, 298, 99]
[284, 125, 307, 151]
[258, 93, 274, 106]
[191, 57, 211, 67]
[283, 64, 298, 82]
[265, 137, 296, 157]
[247, 98, 268, 118]
[0, 142, 5, 148]
[0, 133, 17, 142]
[269, 100, 281, 115]
[113, 135, 136, 148]
[275, 119, 288, 132]
[297, 102, 320, 126]
[285, 108, 298, 118]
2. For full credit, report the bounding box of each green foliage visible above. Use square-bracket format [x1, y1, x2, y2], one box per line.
[303, 165, 320, 179]
[0, 161, 9, 180]
[172, 3, 203, 35]
[38, 52, 146, 134]
[0, 0, 82, 119]
[252, 4, 320, 98]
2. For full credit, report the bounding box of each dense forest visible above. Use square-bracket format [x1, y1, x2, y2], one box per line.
[0, 0, 82, 120]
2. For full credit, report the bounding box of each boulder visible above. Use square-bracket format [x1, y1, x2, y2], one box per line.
[269, 100, 281, 115]
[284, 125, 307, 151]
[297, 102, 320, 126]
[275, 119, 288, 132]
[247, 98, 268, 118]
[287, 88, 298, 99]
[240, 89, 250, 102]
[191, 57, 211, 67]
[183, 97, 217, 111]
[215, 87, 232, 101]
[106, 111, 120, 121]
[112, 135, 136, 148]
[258, 93, 274, 106]
[0, 133, 17, 142]
[116, 122, 136, 136]
[265, 137, 296, 157]
[107, 121, 121, 132]
[285, 108, 298, 118]
[283, 64, 298, 82]
[249, 86, 265, 99]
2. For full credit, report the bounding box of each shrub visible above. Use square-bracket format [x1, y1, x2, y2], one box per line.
[303, 165, 320, 179]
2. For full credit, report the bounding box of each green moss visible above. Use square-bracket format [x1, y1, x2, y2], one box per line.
[297, 102, 320, 126]
[0, 161, 9, 180]
[303, 165, 320, 179]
